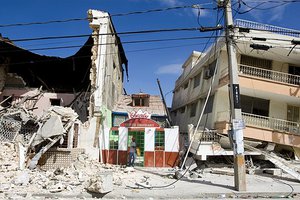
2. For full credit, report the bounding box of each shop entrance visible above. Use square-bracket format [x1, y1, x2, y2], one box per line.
[128, 131, 144, 166]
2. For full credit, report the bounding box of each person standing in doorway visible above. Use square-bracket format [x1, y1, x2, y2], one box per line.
[128, 137, 136, 167]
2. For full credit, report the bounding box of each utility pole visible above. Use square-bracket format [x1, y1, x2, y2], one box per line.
[157, 78, 172, 126]
[221, 0, 247, 191]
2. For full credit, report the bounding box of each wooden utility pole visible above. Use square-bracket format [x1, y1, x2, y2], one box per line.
[221, 0, 247, 191]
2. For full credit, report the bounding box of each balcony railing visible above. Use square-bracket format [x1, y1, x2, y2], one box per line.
[242, 113, 300, 134]
[238, 64, 300, 85]
[216, 111, 300, 134]
[235, 19, 300, 38]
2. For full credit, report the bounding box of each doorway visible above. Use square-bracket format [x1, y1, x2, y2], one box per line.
[128, 131, 144, 166]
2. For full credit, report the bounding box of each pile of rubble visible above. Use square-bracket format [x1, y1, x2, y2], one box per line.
[0, 91, 135, 198]
[0, 141, 136, 198]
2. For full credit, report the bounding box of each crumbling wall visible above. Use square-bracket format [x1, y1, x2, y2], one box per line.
[0, 57, 9, 91]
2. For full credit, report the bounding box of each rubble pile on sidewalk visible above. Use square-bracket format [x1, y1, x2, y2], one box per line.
[0, 144, 135, 198]
[0, 92, 135, 198]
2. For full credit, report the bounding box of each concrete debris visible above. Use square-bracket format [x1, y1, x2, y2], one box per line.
[0, 143, 134, 197]
[13, 171, 30, 186]
[210, 168, 235, 176]
[0, 92, 126, 197]
[85, 172, 113, 194]
[0, 92, 79, 170]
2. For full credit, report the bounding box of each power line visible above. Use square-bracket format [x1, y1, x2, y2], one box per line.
[237, 0, 300, 3]
[5, 41, 217, 66]
[0, 35, 224, 53]
[0, 3, 214, 28]
[7, 27, 208, 42]
[235, 0, 300, 14]
[174, 4, 225, 90]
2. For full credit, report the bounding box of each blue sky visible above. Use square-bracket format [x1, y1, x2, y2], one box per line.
[0, 0, 300, 106]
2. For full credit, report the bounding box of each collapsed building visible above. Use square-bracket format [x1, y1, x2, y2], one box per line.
[0, 9, 128, 169]
[171, 19, 300, 162]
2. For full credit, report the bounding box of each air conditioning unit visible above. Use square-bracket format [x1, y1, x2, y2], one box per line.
[203, 69, 212, 79]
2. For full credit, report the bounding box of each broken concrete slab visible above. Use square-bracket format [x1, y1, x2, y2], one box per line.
[210, 168, 234, 176]
[13, 170, 30, 186]
[31, 115, 65, 147]
[264, 168, 282, 176]
[85, 171, 113, 194]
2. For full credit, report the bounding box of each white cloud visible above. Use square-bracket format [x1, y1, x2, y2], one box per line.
[191, 7, 208, 17]
[160, 0, 208, 17]
[130, 0, 208, 17]
[155, 63, 182, 75]
[159, 0, 182, 7]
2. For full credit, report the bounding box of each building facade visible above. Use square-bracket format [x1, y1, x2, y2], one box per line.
[102, 93, 179, 167]
[171, 19, 300, 159]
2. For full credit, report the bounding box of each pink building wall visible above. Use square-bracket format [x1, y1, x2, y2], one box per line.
[1, 88, 75, 117]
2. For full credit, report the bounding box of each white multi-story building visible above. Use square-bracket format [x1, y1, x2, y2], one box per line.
[171, 19, 300, 159]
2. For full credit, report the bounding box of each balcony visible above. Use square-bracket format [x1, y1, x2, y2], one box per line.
[216, 111, 300, 147]
[235, 19, 300, 38]
[238, 64, 300, 86]
[216, 111, 300, 135]
[242, 112, 300, 135]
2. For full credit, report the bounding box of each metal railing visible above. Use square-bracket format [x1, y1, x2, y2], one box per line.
[238, 64, 300, 85]
[235, 19, 300, 38]
[216, 111, 300, 134]
[242, 113, 300, 134]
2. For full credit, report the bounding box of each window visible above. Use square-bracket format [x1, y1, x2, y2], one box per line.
[179, 106, 185, 113]
[193, 73, 201, 88]
[209, 60, 217, 74]
[289, 66, 300, 84]
[109, 131, 119, 150]
[151, 116, 167, 128]
[155, 131, 164, 150]
[240, 55, 272, 69]
[132, 94, 150, 107]
[173, 110, 177, 117]
[184, 82, 188, 89]
[287, 105, 299, 122]
[113, 114, 128, 126]
[241, 95, 269, 117]
[204, 95, 214, 114]
[190, 102, 197, 117]
[50, 98, 61, 106]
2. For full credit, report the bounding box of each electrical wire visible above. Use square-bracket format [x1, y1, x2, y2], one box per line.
[125, 164, 193, 190]
[127, 6, 225, 191]
[3, 42, 216, 66]
[232, 0, 299, 15]
[246, 0, 300, 2]
[6, 27, 208, 43]
[0, 3, 214, 28]
[110, 3, 214, 17]
[273, 178, 294, 198]
[180, 6, 222, 171]
[174, 6, 225, 91]
[0, 35, 223, 53]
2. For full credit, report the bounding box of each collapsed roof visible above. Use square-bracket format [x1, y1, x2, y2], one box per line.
[0, 34, 128, 93]
[0, 36, 93, 93]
